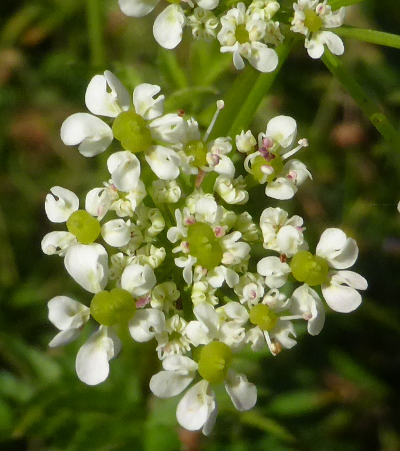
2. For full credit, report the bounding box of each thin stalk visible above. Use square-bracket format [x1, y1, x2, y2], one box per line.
[335, 26, 400, 49]
[210, 38, 294, 140]
[328, 0, 364, 10]
[322, 50, 400, 145]
[87, 0, 105, 68]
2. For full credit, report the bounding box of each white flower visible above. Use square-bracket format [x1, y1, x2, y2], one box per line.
[129, 308, 166, 342]
[156, 314, 191, 358]
[206, 137, 235, 178]
[145, 145, 181, 180]
[101, 218, 131, 247]
[236, 130, 256, 153]
[291, 0, 345, 59]
[152, 179, 181, 203]
[149, 354, 256, 435]
[316, 228, 367, 313]
[175, 255, 197, 285]
[121, 263, 156, 297]
[290, 284, 325, 335]
[107, 151, 141, 192]
[75, 326, 121, 385]
[48, 296, 90, 347]
[85, 185, 118, 220]
[234, 272, 265, 306]
[41, 231, 77, 256]
[214, 175, 249, 205]
[45, 186, 79, 223]
[217, 3, 278, 73]
[188, 8, 219, 40]
[64, 243, 109, 293]
[153, 4, 186, 49]
[61, 70, 130, 156]
[257, 256, 290, 288]
[221, 231, 251, 265]
[260, 207, 305, 256]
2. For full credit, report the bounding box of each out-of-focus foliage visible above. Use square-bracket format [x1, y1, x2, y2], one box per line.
[1, 0, 400, 449]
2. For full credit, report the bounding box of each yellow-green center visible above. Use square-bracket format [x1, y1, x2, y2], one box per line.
[235, 24, 250, 44]
[185, 140, 207, 168]
[304, 9, 323, 33]
[249, 304, 278, 331]
[90, 288, 136, 326]
[66, 210, 100, 244]
[198, 341, 232, 383]
[112, 110, 152, 153]
[252, 153, 284, 183]
[187, 222, 223, 270]
[290, 250, 329, 286]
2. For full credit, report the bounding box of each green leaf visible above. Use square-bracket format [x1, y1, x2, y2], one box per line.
[328, 0, 364, 10]
[335, 26, 400, 49]
[267, 390, 334, 416]
[241, 410, 295, 443]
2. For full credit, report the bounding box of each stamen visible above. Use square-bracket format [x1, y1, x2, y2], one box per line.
[279, 314, 304, 321]
[282, 138, 309, 160]
[204, 100, 224, 142]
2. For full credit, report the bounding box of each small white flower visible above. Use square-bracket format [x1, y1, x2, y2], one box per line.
[153, 4, 186, 50]
[214, 175, 249, 205]
[64, 243, 109, 294]
[291, 0, 345, 59]
[129, 308, 166, 342]
[75, 326, 121, 385]
[48, 296, 90, 347]
[101, 218, 131, 247]
[85, 185, 119, 220]
[290, 284, 325, 335]
[152, 179, 182, 204]
[107, 151, 141, 192]
[145, 145, 181, 180]
[188, 8, 219, 40]
[257, 256, 290, 288]
[41, 231, 77, 256]
[121, 263, 156, 297]
[217, 3, 278, 73]
[236, 130, 257, 153]
[45, 186, 79, 223]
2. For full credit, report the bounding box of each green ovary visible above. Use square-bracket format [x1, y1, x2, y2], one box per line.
[66, 210, 100, 244]
[252, 154, 283, 183]
[185, 140, 207, 168]
[198, 341, 232, 384]
[112, 111, 152, 153]
[249, 304, 278, 331]
[90, 288, 136, 326]
[304, 9, 323, 33]
[235, 24, 250, 44]
[187, 222, 223, 270]
[290, 250, 329, 286]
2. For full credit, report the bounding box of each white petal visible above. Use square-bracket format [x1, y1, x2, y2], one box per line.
[248, 42, 278, 73]
[145, 145, 180, 180]
[64, 244, 109, 294]
[223, 302, 249, 323]
[225, 370, 257, 411]
[128, 308, 165, 342]
[316, 228, 358, 269]
[60, 113, 113, 157]
[266, 115, 297, 148]
[322, 270, 367, 313]
[319, 31, 344, 56]
[213, 155, 235, 178]
[101, 219, 131, 247]
[290, 284, 325, 335]
[85, 71, 130, 118]
[75, 326, 120, 385]
[265, 177, 296, 200]
[49, 328, 81, 348]
[306, 37, 325, 59]
[197, 0, 219, 9]
[48, 295, 90, 330]
[45, 186, 79, 223]
[133, 83, 165, 120]
[118, 0, 159, 17]
[193, 303, 219, 337]
[162, 355, 198, 372]
[121, 263, 156, 297]
[153, 5, 185, 50]
[271, 320, 297, 351]
[185, 321, 211, 346]
[257, 256, 290, 288]
[85, 187, 116, 221]
[176, 380, 217, 432]
[107, 151, 141, 192]
[233, 50, 245, 70]
[41, 231, 77, 256]
[149, 113, 186, 144]
[150, 370, 195, 398]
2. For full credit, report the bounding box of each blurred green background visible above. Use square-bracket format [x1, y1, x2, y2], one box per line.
[1, 0, 400, 449]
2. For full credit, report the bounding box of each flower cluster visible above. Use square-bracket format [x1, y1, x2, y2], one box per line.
[118, 0, 346, 72]
[43, 71, 367, 434]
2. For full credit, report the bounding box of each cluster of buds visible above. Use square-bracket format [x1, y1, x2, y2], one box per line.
[118, 0, 346, 72]
[42, 71, 367, 434]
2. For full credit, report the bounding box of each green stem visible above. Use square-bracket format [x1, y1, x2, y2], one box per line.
[335, 26, 400, 49]
[328, 0, 364, 10]
[322, 50, 400, 145]
[87, 0, 105, 67]
[210, 38, 294, 140]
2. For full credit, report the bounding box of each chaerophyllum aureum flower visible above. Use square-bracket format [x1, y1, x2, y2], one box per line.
[42, 73, 367, 435]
